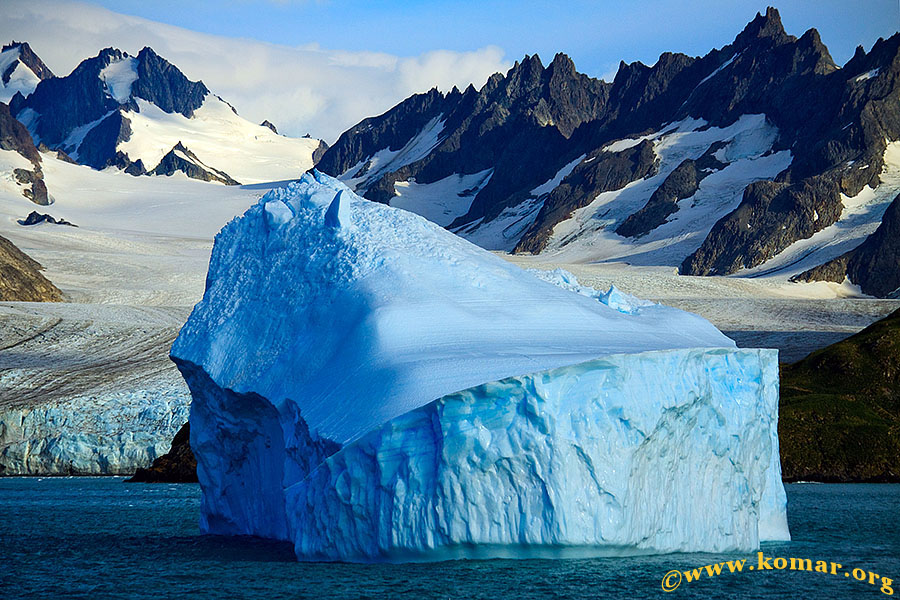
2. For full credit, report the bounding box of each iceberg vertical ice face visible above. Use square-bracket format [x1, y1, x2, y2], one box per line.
[171, 171, 789, 561]
[289, 348, 786, 561]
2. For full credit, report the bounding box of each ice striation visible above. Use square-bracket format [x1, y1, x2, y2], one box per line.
[171, 171, 789, 561]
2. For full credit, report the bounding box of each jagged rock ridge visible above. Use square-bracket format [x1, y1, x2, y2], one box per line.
[317, 8, 900, 296]
[150, 141, 240, 185]
[0, 41, 54, 103]
[1, 41, 54, 82]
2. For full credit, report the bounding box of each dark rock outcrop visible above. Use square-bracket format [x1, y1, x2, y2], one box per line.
[780, 307, 900, 482]
[150, 141, 240, 185]
[127, 422, 198, 483]
[12, 169, 49, 205]
[75, 110, 134, 170]
[0, 234, 63, 301]
[37, 142, 76, 164]
[0, 100, 39, 164]
[17, 211, 76, 227]
[311, 139, 329, 165]
[130, 47, 208, 118]
[260, 119, 277, 133]
[793, 192, 900, 297]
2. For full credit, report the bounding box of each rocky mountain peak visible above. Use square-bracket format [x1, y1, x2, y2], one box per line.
[505, 54, 546, 90]
[2, 41, 54, 81]
[796, 28, 837, 74]
[132, 46, 208, 117]
[548, 52, 576, 76]
[734, 6, 790, 48]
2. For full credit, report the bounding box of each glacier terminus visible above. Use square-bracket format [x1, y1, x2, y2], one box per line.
[170, 171, 789, 562]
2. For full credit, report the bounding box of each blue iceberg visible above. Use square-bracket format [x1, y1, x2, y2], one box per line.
[170, 171, 789, 561]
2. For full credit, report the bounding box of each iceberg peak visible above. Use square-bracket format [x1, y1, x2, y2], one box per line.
[324, 189, 350, 228]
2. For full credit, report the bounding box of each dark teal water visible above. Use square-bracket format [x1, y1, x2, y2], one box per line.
[0, 480, 897, 599]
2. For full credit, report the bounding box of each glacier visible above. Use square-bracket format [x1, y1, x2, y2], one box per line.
[171, 170, 789, 561]
[0, 388, 188, 475]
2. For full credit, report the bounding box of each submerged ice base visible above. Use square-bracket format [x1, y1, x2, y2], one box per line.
[172, 172, 789, 562]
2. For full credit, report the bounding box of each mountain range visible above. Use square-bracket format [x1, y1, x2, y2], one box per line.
[316, 8, 900, 297]
[1, 7, 899, 296]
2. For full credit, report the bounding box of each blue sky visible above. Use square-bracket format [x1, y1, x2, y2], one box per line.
[87, 0, 898, 79]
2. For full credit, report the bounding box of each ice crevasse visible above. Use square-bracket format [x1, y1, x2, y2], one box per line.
[170, 170, 789, 562]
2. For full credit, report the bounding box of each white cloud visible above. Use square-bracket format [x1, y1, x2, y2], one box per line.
[0, 0, 511, 141]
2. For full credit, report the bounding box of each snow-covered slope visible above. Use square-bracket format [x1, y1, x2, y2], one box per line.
[739, 142, 900, 280]
[172, 172, 788, 560]
[119, 97, 322, 184]
[538, 115, 792, 265]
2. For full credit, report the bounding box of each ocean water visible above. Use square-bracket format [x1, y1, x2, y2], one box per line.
[0, 479, 897, 599]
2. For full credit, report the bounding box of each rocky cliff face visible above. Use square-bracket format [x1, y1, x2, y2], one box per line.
[0, 234, 62, 302]
[1, 41, 54, 82]
[0, 101, 48, 204]
[127, 422, 197, 483]
[0, 41, 54, 103]
[317, 7, 900, 295]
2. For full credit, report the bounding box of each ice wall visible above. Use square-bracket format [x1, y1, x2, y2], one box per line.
[172, 171, 789, 561]
[289, 348, 786, 561]
[0, 389, 188, 475]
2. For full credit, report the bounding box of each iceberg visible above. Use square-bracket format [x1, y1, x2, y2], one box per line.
[171, 171, 789, 561]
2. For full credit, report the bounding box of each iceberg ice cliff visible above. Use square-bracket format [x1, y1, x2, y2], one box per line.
[171, 171, 789, 561]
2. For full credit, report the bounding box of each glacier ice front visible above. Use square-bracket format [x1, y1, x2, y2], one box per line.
[171, 170, 789, 561]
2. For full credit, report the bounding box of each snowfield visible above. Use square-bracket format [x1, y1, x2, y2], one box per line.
[172, 172, 789, 561]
